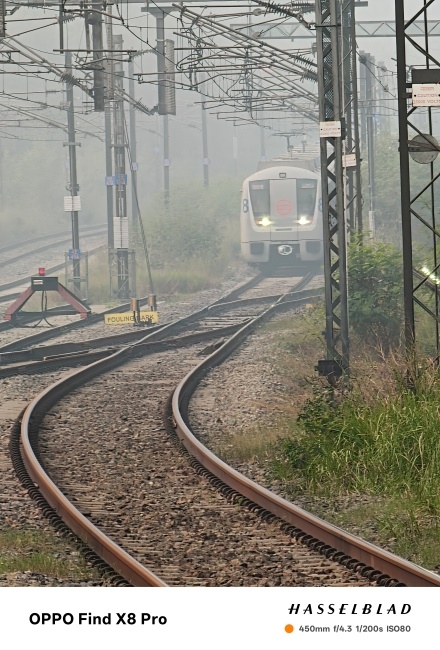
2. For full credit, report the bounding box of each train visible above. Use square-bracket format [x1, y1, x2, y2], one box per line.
[240, 152, 323, 271]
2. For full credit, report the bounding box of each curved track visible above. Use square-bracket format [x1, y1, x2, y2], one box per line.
[9, 272, 440, 587]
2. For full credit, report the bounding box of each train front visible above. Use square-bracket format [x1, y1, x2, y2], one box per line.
[240, 165, 322, 269]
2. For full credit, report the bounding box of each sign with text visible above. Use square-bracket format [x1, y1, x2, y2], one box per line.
[343, 153, 356, 168]
[320, 121, 341, 138]
[412, 83, 440, 106]
[104, 311, 158, 325]
[64, 195, 81, 212]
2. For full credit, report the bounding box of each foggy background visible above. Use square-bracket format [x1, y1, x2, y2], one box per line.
[1, 1, 439, 243]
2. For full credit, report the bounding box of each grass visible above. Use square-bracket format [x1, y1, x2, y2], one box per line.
[0, 529, 100, 580]
[284, 379, 440, 495]
[218, 419, 295, 464]
[215, 304, 440, 571]
[272, 338, 440, 570]
[81, 251, 239, 304]
[79, 177, 242, 304]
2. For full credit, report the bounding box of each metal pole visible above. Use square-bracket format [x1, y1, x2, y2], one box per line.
[367, 112, 376, 238]
[359, 50, 367, 153]
[260, 119, 266, 161]
[113, 34, 129, 298]
[365, 53, 376, 238]
[128, 58, 139, 223]
[395, 0, 415, 353]
[163, 113, 170, 205]
[350, 0, 362, 233]
[155, 10, 170, 206]
[201, 102, 209, 188]
[315, 0, 350, 377]
[156, 10, 166, 114]
[65, 51, 81, 297]
[233, 124, 238, 175]
[105, 5, 114, 264]
[104, 102, 114, 249]
[90, 3, 104, 111]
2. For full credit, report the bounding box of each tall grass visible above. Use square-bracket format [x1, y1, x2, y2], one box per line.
[283, 360, 440, 505]
[85, 177, 242, 302]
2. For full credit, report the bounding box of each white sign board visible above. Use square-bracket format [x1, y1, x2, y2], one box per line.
[343, 153, 357, 168]
[114, 217, 129, 249]
[64, 195, 81, 212]
[320, 121, 341, 138]
[412, 83, 440, 107]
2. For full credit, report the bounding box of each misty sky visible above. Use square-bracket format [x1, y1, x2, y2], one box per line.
[1, 0, 439, 243]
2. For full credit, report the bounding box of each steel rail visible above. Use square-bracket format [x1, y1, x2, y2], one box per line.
[0, 226, 107, 269]
[172, 299, 440, 588]
[16, 275, 313, 586]
[0, 269, 263, 342]
[0, 321, 249, 377]
[0, 243, 107, 294]
[0, 223, 106, 255]
[20, 371, 167, 587]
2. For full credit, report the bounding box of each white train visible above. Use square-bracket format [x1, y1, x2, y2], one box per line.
[240, 155, 323, 270]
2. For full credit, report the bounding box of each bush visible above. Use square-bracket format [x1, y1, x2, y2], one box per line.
[348, 236, 403, 350]
[138, 177, 240, 270]
[283, 364, 440, 500]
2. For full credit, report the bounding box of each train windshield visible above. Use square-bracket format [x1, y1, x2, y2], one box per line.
[297, 179, 317, 218]
[249, 180, 270, 220]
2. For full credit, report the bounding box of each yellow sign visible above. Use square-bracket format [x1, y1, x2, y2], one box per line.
[104, 311, 159, 325]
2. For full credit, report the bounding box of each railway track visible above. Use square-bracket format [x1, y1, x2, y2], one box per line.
[0, 224, 107, 269]
[0, 241, 107, 303]
[8, 271, 440, 587]
[0, 275, 317, 377]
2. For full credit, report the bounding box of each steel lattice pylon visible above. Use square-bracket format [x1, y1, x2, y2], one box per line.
[315, 0, 359, 377]
[395, 0, 440, 360]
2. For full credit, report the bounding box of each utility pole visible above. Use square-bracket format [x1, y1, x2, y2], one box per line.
[315, 0, 350, 380]
[155, 10, 170, 206]
[113, 34, 130, 298]
[90, 3, 104, 111]
[233, 124, 238, 175]
[260, 118, 266, 161]
[104, 103, 114, 249]
[163, 114, 170, 205]
[104, 6, 114, 250]
[395, 0, 440, 361]
[64, 51, 81, 297]
[364, 53, 376, 238]
[377, 61, 389, 134]
[341, 0, 361, 233]
[128, 58, 140, 222]
[359, 51, 367, 153]
[201, 101, 209, 188]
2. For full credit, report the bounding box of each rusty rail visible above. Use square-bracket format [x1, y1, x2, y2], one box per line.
[171, 298, 440, 588]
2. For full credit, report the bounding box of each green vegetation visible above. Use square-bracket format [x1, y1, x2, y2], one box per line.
[136, 177, 240, 272]
[264, 239, 440, 568]
[87, 177, 242, 301]
[216, 238, 440, 569]
[347, 236, 403, 349]
[278, 358, 440, 568]
[0, 529, 99, 580]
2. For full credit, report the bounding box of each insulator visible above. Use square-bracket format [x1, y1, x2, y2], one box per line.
[289, 1, 315, 14]
[60, 72, 77, 85]
[255, 0, 298, 18]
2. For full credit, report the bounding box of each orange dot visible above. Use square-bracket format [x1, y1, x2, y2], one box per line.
[285, 624, 294, 634]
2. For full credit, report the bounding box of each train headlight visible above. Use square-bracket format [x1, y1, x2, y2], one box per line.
[259, 217, 271, 227]
[298, 215, 312, 225]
